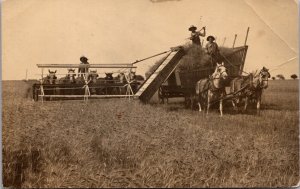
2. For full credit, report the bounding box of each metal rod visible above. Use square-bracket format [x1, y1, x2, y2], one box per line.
[244, 27, 250, 46]
[25, 69, 28, 81]
[222, 37, 226, 46]
[232, 34, 237, 48]
[132, 50, 171, 64]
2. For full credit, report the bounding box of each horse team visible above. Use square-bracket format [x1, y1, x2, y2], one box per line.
[41, 69, 142, 96]
[194, 63, 271, 116]
[42, 64, 271, 115]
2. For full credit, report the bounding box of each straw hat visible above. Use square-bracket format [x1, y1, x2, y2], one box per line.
[206, 36, 215, 41]
[80, 56, 88, 62]
[188, 25, 197, 31]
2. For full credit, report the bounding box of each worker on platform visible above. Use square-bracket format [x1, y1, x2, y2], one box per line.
[78, 56, 89, 78]
[205, 35, 222, 68]
[188, 25, 206, 46]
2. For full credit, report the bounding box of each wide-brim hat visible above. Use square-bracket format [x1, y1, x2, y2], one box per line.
[207, 36, 215, 41]
[188, 25, 197, 31]
[80, 56, 88, 62]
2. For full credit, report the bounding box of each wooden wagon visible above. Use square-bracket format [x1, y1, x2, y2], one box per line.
[158, 45, 249, 105]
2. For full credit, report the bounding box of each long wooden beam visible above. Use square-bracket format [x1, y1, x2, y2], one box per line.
[37, 64, 137, 68]
[39, 95, 135, 98]
[232, 34, 237, 48]
[244, 27, 250, 46]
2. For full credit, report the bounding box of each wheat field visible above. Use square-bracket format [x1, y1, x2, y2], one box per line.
[2, 80, 299, 188]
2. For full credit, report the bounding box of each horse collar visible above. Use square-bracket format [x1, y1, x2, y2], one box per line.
[209, 80, 221, 92]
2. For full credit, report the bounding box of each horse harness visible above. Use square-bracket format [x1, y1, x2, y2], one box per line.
[208, 69, 227, 92]
[233, 72, 266, 100]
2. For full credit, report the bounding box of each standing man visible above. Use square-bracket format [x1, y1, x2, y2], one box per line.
[78, 56, 89, 78]
[205, 35, 222, 68]
[188, 25, 206, 46]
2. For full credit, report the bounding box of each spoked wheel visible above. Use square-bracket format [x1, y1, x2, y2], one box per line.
[184, 93, 198, 110]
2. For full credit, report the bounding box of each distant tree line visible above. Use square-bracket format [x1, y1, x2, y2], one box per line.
[271, 74, 298, 80]
[276, 74, 285, 80]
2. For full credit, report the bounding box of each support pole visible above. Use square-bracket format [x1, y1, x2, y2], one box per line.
[41, 68, 44, 81]
[40, 85, 44, 103]
[244, 27, 250, 46]
[83, 73, 90, 101]
[232, 34, 237, 48]
[222, 37, 226, 46]
[240, 27, 250, 75]
[124, 71, 134, 100]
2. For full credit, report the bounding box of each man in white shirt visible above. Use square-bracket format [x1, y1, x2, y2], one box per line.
[189, 25, 206, 46]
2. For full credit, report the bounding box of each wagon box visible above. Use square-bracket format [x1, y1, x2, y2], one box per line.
[177, 45, 248, 89]
[158, 45, 248, 104]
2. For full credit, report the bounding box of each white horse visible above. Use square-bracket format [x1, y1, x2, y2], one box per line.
[195, 62, 228, 116]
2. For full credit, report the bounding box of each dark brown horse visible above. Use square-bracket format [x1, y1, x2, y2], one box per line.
[41, 70, 57, 100]
[56, 69, 78, 96]
[87, 70, 99, 84]
[230, 67, 270, 115]
[42, 70, 57, 84]
[59, 69, 77, 84]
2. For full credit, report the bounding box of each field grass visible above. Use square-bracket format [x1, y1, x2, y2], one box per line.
[2, 79, 299, 187]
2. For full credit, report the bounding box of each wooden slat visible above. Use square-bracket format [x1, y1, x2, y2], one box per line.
[39, 95, 134, 98]
[34, 83, 127, 87]
[37, 64, 137, 68]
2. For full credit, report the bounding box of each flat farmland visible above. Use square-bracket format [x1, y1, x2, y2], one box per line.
[2, 80, 299, 187]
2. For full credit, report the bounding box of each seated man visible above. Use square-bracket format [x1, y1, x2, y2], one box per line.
[78, 56, 89, 78]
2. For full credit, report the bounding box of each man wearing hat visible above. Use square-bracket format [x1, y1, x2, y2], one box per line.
[78, 56, 89, 78]
[205, 35, 222, 67]
[188, 25, 206, 46]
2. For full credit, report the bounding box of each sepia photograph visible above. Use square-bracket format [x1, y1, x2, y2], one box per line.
[2, 0, 299, 187]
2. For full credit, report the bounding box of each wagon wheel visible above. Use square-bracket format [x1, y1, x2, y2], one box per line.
[158, 86, 165, 104]
[184, 93, 191, 109]
[184, 92, 197, 110]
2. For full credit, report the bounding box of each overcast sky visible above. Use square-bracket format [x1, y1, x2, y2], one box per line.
[2, 0, 299, 80]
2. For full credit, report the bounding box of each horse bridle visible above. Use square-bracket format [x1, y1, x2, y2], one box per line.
[209, 65, 228, 91]
[212, 65, 227, 80]
[249, 70, 269, 89]
[259, 70, 270, 88]
[47, 73, 57, 84]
